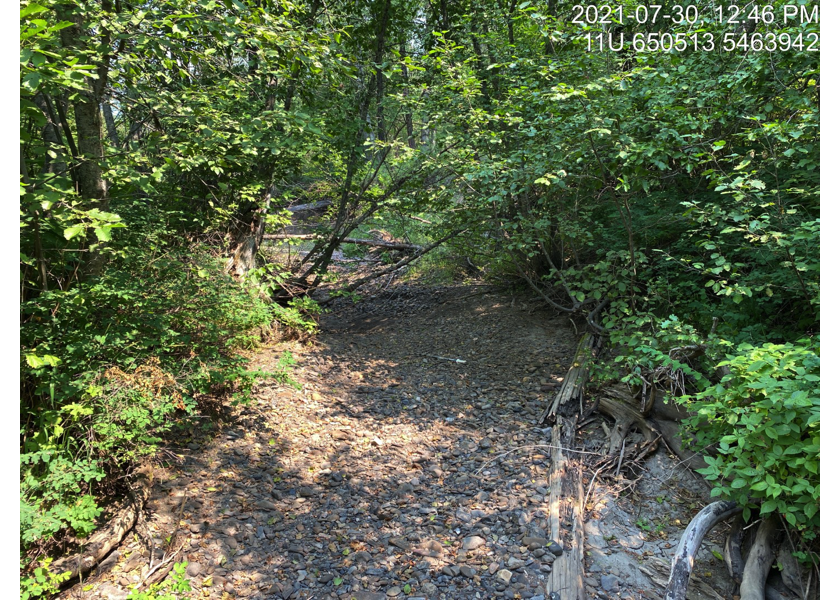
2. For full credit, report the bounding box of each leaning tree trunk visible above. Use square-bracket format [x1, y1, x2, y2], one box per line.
[740, 515, 780, 600]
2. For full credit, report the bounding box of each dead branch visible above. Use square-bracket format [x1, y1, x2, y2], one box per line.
[264, 233, 422, 251]
[546, 417, 586, 600]
[541, 332, 599, 424]
[317, 228, 465, 304]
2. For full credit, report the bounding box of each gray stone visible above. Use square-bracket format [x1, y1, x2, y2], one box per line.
[388, 537, 411, 551]
[386, 586, 403, 597]
[497, 569, 513, 584]
[546, 542, 563, 556]
[397, 482, 415, 494]
[461, 536, 486, 551]
[507, 557, 526, 569]
[96, 583, 127, 600]
[522, 536, 549, 550]
[186, 561, 203, 577]
[459, 566, 477, 577]
[600, 574, 620, 593]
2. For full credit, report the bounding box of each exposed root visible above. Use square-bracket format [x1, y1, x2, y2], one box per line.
[50, 469, 154, 585]
[740, 515, 781, 600]
[664, 500, 739, 600]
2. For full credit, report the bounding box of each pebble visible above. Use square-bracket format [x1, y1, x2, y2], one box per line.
[461, 536, 486, 551]
[601, 574, 620, 593]
[497, 569, 513, 584]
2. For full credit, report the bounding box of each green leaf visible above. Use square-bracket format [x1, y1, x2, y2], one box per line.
[64, 225, 85, 240]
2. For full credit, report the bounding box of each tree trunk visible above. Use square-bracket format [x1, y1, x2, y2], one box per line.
[34, 93, 68, 176]
[59, 4, 108, 208]
[226, 183, 273, 277]
[740, 515, 780, 600]
[400, 43, 416, 149]
[58, 2, 112, 277]
[102, 97, 120, 147]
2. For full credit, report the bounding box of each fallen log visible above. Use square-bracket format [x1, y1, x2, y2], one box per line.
[541, 332, 598, 424]
[263, 233, 422, 251]
[664, 500, 739, 600]
[49, 471, 154, 583]
[776, 540, 808, 599]
[546, 417, 586, 600]
[286, 199, 331, 213]
[654, 419, 710, 475]
[316, 229, 465, 305]
[740, 515, 780, 600]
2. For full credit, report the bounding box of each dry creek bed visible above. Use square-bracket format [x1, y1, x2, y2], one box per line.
[62, 283, 777, 600]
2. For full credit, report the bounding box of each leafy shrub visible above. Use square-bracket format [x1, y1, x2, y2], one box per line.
[20, 558, 71, 599]
[678, 338, 820, 531]
[274, 297, 322, 338]
[604, 314, 714, 394]
[126, 561, 191, 599]
[20, 245, 279, 549]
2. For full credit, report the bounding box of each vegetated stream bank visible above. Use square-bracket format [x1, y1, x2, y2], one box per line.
[55, 279, 798, 600]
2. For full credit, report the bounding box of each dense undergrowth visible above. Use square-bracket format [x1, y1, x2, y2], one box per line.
[20, 212, 308, 550]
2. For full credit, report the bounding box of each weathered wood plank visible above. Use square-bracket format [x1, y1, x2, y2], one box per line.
[541, 332, 597, 424]
[546, 417, 586, 600]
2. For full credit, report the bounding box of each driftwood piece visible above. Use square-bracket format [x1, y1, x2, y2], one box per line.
[639, 558, 727, 600]
[286, 200, 331, 213]
[598, 386, 657, 454]
[740, 515, 781, 600]
[541, 332, 597, 424]
[263, 233, 422, 251]
[50, 474, 153, 582]
[664, 501, 739, 600]
[134, 547, 186, 592]
[546, 417, 586, 600]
